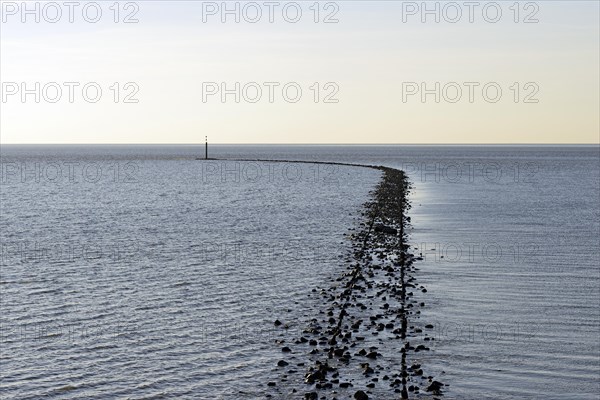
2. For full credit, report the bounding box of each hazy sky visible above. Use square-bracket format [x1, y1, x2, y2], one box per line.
[1, 1, 598, 144]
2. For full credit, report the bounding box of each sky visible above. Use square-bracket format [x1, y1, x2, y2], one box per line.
[0, 1, 599, 144]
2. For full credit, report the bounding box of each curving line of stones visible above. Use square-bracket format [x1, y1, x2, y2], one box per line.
[207, 159, 447, 399]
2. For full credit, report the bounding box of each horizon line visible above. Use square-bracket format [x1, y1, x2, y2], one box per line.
[1, 143, 599, 146]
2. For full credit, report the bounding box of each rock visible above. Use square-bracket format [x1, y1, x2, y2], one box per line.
[426, 381, 444, 394]
[366, 351, 378, 359]
[277, 360, 289, 367]
[374, 224, 397, 235]
[304, 372, 322, 384]
[425, 324, 434, 329]
[274, 320, 282, 326]
[354, 390, 369, 400]
[281, 346, 292, 353]
[304, 392, 318, 400]
[267, 382, 276, 387]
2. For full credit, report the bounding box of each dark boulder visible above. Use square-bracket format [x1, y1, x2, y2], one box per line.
[374, 224, 397, 235]
[354, 390, 369, 400]
[426, 381, 444, 394]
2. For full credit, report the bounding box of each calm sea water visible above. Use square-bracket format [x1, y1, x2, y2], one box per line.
[1, 145, 598, 399]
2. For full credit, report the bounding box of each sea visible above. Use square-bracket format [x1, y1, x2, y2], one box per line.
[0, 145, 598, 399]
